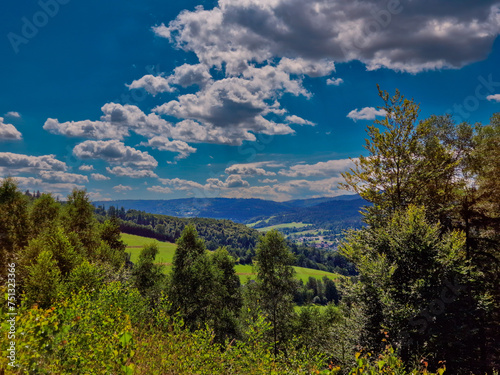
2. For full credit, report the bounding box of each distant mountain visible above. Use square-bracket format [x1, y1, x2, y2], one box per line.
[93, 197, 292, 223]
[93, 194, 365, 225]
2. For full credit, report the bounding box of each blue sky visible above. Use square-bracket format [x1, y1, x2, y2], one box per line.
[1, 0, 500, 201]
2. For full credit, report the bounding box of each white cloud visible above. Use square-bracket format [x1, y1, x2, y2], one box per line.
[326, 78, 344, 86]
[38, 171, 89, 184]
[225, 162, 277, 176]
[147, 185, 173, 194]
[279, 158, 356, 177]
[73, 140, 158, 169]
[0, 117, 22, 141]
[139, 136, 196, 159]
[106, 166, 158, 178]
[0, 153, 67, 173]
[126, 75, 174, 96]
[5, 112, 21, 118]
[113, 184, 134, 192]
[285, 115, 315, 126]
[158, 0, 500, 73]
[487, 94, 500, 102]
[158, 178, 205, 191]
[347, 107, 386, 121]
[44, 103, 172, 140]
[224, 175, 250, 188]
[3, 176, 85, 194]
[91, 173, 110, 181]
[127, 64, 212, 95]
[79, 164, 94, 171]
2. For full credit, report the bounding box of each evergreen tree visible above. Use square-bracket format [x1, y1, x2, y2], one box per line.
[168, 225, 217, 330]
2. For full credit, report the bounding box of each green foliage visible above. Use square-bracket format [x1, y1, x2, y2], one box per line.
[131, 243, 166, 305]
[24, 250, 62, 308]
[255, 229, 297, 356]
[28, 193, 60, 237]
[0, 282, 142, 374]
[0, 178, 29, 268]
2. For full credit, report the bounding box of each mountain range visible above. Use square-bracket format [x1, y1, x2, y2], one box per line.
[93, 194, 366, 227]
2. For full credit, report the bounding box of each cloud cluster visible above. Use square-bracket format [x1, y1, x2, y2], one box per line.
[225, 162, 276, 176]
[73, 140, 158, 169]
[0, 117, 22, 141]
[106, 166, 158, 179]
[0, 153, 67, 173]
[279, 158, 356, 177]
[160, 0, 500, 73]
[347, 107, 386, 121]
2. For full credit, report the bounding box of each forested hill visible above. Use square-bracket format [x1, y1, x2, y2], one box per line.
[93, 195, 365, 224]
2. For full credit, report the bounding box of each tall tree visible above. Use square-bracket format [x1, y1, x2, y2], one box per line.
[168, 225, 217, 330]
[211, 247, 243, 342]
[254, 230, 296, 356]
[341, 86, 422, 223]
[0, 178, 29, 269]
[131, 243, 165, 305]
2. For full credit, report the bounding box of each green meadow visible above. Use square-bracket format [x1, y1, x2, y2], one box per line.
[122, 233, 340, 283]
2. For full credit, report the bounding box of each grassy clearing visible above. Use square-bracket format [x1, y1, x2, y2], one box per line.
[255, 222, 313, 232]
[122, 233, 177, 270]
[246, 216, 275, 228]
[122, 233, 340, 282]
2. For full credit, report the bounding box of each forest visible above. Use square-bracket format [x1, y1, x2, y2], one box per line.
[0, 88, 498, 374]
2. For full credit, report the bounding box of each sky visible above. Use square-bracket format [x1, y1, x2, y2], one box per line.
[1, 0, 500, 202]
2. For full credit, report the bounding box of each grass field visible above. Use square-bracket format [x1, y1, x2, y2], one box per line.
[253, 222, 313, 232]
[122, 233, 340, 282]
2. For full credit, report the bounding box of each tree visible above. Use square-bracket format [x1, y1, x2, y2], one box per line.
[131, 243, 165, 305]
[254, 230, 296, 356]
[24, 250, 62, 308]
[340, 205, 477, 372]
[168, 225, 217, 330]
[0, 178, 29, 268]
[29, 193, 60, 237]
[211, 247, 242, 341]
[341, 87, 422, 223]
[62, 189, 99, 254]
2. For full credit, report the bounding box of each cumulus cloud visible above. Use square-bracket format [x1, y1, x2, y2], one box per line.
[279, 158, 356, 177]
[73, 140, 158, 169]
[79, 164, 94, 171]
[113, 184, 134, 192]
[5, 112, 21, 118]
[347, 107, 386, 121]
[91, 173, 110, 181]
[106, 166, 158, 178]
[224, 175, 250, 188]
[285, 115, 315, 126]
[38, 171, 89, 184]
[487, 94, 500, 102]
[225, 162, 277, 176]
[158, 178, 205, 191]
[158, 0, 500, 73]
[126, 75, 174, 96]
[44, 103, 171, 140]
[0, 117, 22, 141]
[0, 153, 67, 174]
[3, 176, 85, 194]
[259, 178, 278, 184]
[139, 136, 196, 159]
[326, 78, 344, 86]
